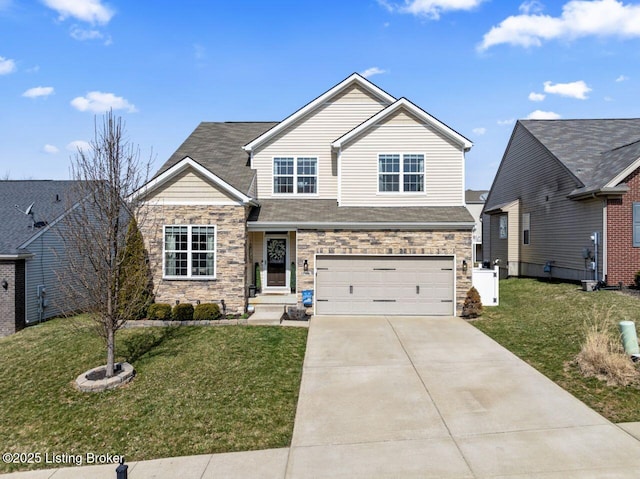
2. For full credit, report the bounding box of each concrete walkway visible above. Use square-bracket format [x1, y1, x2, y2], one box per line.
[4, 315, 640, 478]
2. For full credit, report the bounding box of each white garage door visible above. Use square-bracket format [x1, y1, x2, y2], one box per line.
[315, 255, 455, 316]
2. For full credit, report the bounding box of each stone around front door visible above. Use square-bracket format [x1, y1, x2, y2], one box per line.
[266, 237, 287, 287]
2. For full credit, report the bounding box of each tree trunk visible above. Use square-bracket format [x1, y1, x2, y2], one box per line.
[106, 326, 115, 378]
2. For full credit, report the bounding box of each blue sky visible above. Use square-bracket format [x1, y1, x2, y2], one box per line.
[1, 0, 639, 190]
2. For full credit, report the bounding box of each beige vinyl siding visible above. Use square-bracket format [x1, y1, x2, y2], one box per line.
[339, 109, 465, 207]
[252, 84, 389, 199]
[484, 123, 604, 280]
[147, 169, 240, 204]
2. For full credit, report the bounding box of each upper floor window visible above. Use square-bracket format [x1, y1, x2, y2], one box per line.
[164, 225, 216, 279]
[378, 153, 424, 193]
[273, 157, 317, 194]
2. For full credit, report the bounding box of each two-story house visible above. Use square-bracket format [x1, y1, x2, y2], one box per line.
[134, 74, 474, 316]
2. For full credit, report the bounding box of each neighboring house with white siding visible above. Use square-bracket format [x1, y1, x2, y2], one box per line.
[483, 118, 640, 285]
[0, 181, 87, 337]
[134, 74, 475, 316]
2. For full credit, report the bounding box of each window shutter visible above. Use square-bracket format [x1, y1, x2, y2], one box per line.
[634, 203, 640, 247]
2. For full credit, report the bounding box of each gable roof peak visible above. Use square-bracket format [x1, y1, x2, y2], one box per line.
[243, 73, 396, 152]
[332, 96, 473, 151]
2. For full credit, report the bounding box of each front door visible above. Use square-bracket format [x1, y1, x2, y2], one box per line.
[266, 237, 287, 287]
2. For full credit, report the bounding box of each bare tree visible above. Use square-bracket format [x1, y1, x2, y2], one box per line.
[60, 111, 152, 378]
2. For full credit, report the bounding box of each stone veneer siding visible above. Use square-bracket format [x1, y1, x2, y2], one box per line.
[0, 260, 26, 337]
[295, 229, 472, 315]
[139, 205, 248, 314]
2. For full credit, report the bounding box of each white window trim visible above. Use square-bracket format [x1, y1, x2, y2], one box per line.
[377, 152, 426, 195]
[163, 225, 217, 280]
[272, 156, 319, 196]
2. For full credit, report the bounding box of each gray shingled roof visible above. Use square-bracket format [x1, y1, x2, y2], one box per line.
[520, 119, 640, 190]
[154, 122, 278, 194]
[465, 189, 489, 204]
[248, 199, 474, 225]
[0, 181, 86, 255]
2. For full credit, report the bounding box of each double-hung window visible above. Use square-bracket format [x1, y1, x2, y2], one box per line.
[378, 154, 424, 193]
[273, 157, 317, 194]
[164, 225, 216, 278]
[273, 157, 294, 194]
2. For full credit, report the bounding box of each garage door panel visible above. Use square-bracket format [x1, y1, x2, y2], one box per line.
[316, 255, 455, 316]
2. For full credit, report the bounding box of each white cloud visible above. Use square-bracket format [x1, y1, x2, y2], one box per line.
[0, 56, 16, 75]
[543, 80, 591, 99]
[70, 26, 103, 40]
[479, 0, 640, 51]
[360, 67, 387, 78]
[379, 0, 485, 20]
[526, 110, 561, 119]
[42, 0, 114, 24]
[22, 86, 54, 98]
[528, 92, 545, 101]
[616, 74, 629, 82]
[71, 91, 137, 113]
[66, 140, 91, 153]
[472, 127, 487, 135]
[43, 144, 59, 154]
[519, 0, 544, 14]
[497, 118, 515, 126]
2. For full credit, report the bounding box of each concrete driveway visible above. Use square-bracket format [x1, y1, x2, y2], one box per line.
[286, 315, 640, 478]
[4, 315, 640, 478]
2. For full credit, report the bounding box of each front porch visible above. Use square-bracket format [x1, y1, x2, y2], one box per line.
[247, 231, 304, 323]
[248, 231, 299, 296]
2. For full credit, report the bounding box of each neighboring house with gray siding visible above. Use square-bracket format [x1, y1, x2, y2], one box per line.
[483, 118, 640, 285]
[0, 181, 87, 336]
[465, 189, 488, 265]
[134, 74, 475, 316]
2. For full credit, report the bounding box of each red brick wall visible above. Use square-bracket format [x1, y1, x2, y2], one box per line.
[0, 260, 25, 337]
[607, 168, 640, 285]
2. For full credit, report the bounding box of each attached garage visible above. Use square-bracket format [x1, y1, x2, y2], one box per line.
[315, 255, 455, 316]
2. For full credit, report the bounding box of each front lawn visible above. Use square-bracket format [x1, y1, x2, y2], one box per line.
[0, 317, 307, 472]
[472, 279, 640, 423]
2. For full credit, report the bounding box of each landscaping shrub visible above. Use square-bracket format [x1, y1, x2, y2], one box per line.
[634, 271, 640, 289]
[147, 303, 172, 320]
[172, 303, 194, 321]
[118, 217, 154, 320]
[575, 307, 640, 387]
[461, 286, 483, 318]
[194, 303, 221, 321]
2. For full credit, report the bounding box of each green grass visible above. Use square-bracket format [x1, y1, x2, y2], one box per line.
[0, 317, 307, 472]
[472, 278, 640, 423]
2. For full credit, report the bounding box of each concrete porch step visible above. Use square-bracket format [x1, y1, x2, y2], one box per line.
[247, 303, 287, 325]
[248, 293, 298, 305]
